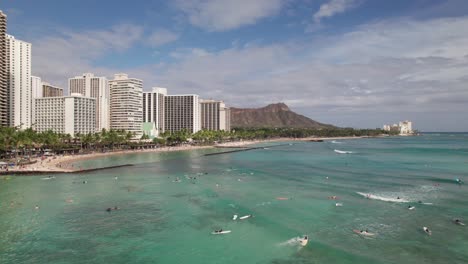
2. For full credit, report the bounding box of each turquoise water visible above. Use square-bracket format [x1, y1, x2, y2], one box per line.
[1, 134, 467, 264]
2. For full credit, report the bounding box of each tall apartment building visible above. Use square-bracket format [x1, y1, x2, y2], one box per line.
[143, 87, 166, 137]
[0, 11, 7, 126]
[31, 76, 63, 98]
[6, 34, 31, 129]
[165, 94, 200, 134]
[69, 73, 109, 131]
[109, 73, 143, 137]
[34, 94, 96, 137]
[200, 100, 231, 131]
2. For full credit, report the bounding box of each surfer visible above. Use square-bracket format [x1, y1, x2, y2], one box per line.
[453, 219, 465, 225]
[423, 227, 431, 235]
[214, 229, 223, 233]
[106, 207, 112, 212]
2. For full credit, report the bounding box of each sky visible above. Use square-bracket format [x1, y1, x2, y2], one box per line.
[1, 0, 468, 131]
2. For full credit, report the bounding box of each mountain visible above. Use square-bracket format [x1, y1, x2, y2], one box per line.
[230, 103, 333, 129]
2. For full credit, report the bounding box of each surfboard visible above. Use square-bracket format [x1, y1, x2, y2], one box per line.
[239, 215, 251, 220]
[212, 230, 231, 235]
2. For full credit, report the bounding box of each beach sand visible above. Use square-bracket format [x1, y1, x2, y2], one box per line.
[3, 136, 372, 174]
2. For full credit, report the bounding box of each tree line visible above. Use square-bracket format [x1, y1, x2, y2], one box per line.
[0, 126, 398, 159]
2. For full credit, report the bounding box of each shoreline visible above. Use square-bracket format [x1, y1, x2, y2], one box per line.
[1, 136, 375, 175]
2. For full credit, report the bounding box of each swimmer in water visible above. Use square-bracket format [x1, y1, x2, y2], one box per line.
[35, 205, 40, 210]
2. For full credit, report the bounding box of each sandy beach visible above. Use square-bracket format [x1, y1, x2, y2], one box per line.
[2, 136, 372, 175]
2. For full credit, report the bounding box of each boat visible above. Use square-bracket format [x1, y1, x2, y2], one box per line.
[239, 215, 252, 220]
[212, 230, 231, 235]
[299, 236, 308, 246]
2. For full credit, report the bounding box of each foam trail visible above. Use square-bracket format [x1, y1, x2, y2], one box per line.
[334, 149, 353, 154]
[357, 192, 409, 203]
[278, 237, 302, 246]
[331, 140, 342, 144]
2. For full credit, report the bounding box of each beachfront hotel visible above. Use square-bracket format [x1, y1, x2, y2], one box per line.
[165, 94, 201, 134]
[143, 87, 167, 137]
[200, 99, 231, 131]
[383, 120, 414, 135]
[6, 34, 32, 129]
[69, 73, 109, 131]
[0, 11, 7, 127]
[109, 73, 143, 137]
[34, 94, 96, 137]
[31, 76, 64, 126]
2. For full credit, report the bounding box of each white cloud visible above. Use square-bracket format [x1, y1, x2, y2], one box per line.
[174, 0, 285, 31]
[315, 16, 468, 61]
[313, 0, 359, 23]
[147, 29, 180, 47]
[31, 15, 468, 131]
[32, 24, 143, 88]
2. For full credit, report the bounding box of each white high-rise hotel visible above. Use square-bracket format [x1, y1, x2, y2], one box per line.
[34, 94, 96, 137]
[6, 34, 31, 129]
[143, 87, 166, 137]
[109, 74, 143, 136]
[69, 73, 109, 131]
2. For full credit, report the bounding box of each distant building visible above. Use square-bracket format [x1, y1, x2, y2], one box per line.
[69, 73, 109, 131]
[165, 94, 200, 134]
[383, 120, 414, 135]
[399, 121, 413, 135]
[43, 83, 64, 97]
[200, 99, 231, 131]
[109, 73, 143, 137]
[34, 94, 96, 137]
[6, 34, 31, 129]
[0, 11, 7, 126]
[143, 87, 166, 137]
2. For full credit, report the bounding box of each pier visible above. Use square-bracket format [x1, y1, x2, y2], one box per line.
[0, 164, 134, 176]
[205, 143, 291, 156]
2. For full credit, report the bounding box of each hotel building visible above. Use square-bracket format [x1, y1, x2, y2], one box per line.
[165, 94, 200, 134]
[34, 94, 96, 137]
[109, 73, 143, 136]
[31, 76, 64, 126]
[0, 11, 7, 126]
[6, 34, 31, 129]
[143, 87, 166, 137]
[200, 99, 231, 131]
[69, 73, 109, 131]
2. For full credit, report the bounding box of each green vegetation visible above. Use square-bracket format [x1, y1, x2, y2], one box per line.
[0, 126, 397, 159]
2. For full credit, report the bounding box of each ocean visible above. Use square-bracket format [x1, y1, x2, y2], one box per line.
[1, 133, 467, 264]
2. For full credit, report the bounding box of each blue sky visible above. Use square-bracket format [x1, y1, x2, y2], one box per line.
[2, 0, 468, 131]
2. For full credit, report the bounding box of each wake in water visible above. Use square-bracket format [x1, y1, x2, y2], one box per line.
[278, 236, 303, 246]
[357, 192, 409, 203]
[331, 140, 342, 144]
[334, 149, 353, 154]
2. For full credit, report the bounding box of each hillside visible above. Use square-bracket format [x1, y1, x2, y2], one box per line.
[230, 103, 333, 129]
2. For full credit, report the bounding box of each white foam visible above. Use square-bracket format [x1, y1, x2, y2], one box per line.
[278, 236, 302, 246]
[331, 140, 342, 144]
[334, 149, 353, 154]
[357, 192, 409, 203]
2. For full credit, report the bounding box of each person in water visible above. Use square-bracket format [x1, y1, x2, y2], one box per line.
[106, 207, 112, 212]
